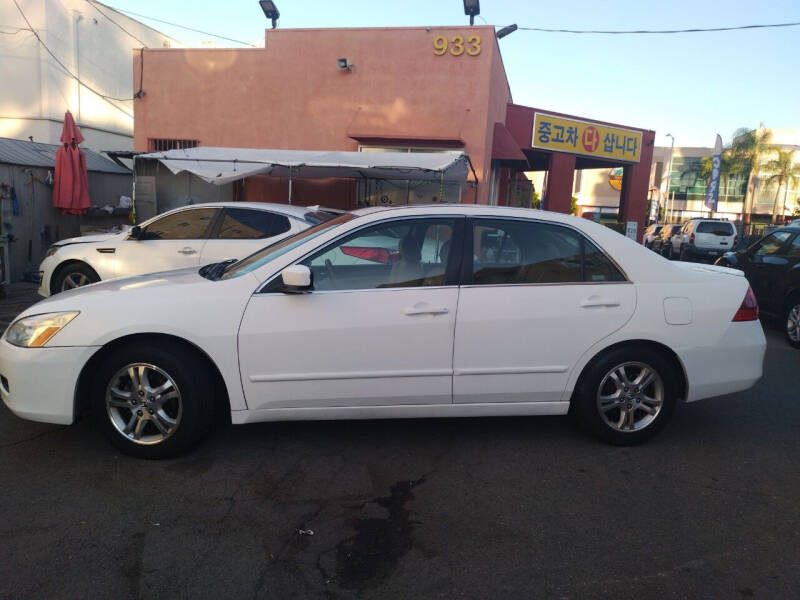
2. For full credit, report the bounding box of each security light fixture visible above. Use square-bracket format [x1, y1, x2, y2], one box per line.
[496, 24, 518, 39]
[337, 58, 353, 71]
[259, 0, 280, 29]
[463, 0, 480, 25]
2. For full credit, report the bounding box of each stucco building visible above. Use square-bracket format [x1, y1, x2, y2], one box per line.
[132, 26, 655, 237]
[1, 0, 177, 152]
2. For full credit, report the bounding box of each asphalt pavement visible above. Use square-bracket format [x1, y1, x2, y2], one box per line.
[0, 288, 798, 599]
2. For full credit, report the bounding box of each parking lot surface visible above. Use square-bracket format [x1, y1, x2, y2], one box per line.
[0, 287, 798, 599]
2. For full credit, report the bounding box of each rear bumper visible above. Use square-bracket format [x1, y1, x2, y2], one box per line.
[685, 245, 732, 258]
[678, 320, 766, 402]
[0, 340, 98, 424]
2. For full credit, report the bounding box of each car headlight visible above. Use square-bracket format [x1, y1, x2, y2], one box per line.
[4, 312, 79, 348]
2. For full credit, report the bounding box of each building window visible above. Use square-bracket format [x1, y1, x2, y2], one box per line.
[148, 138, 199, 152]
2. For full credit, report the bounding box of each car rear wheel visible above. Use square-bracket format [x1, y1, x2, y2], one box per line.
[785, 296, 800, 349]
[664, 245, 673, 260]
[679, 245, 690, 261]
[91, 341, 215, 459]
[571, 347, 677, 445]
[53, 263, 99, 293]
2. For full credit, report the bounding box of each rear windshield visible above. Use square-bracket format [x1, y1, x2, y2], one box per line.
[696, 221, 735, 235]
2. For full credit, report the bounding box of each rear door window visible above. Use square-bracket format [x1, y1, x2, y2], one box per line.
[217, 208, 291, 239]
[470, 219, 625, 285]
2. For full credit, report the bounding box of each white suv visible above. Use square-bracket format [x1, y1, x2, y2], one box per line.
[671, 219, 737, 262]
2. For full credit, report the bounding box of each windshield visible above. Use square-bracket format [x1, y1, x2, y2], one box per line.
[221, 213, 355, 279]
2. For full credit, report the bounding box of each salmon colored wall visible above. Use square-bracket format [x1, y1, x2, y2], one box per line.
[242, 176, 355, 210]
[134, 26, 508, 206]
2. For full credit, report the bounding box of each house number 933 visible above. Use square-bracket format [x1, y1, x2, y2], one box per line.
[433, 34, 481, 56]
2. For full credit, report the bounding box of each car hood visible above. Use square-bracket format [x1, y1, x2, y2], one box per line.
[26, 267, 209, 313]
[55, 231, 127, 246]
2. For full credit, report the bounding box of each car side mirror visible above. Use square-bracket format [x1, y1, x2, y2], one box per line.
[280, 264, 313, 293]
[129, 225, 143, 240]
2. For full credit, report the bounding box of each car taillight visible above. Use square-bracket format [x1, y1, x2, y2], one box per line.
[732, 286, 758, 321]
[690, 233, 695, 244]
[733, 235, 738, 247]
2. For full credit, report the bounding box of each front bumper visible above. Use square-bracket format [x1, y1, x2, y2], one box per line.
[0, 340, 99, 424]
[679, 320, 766, 402]
[37, 256, 57, 297]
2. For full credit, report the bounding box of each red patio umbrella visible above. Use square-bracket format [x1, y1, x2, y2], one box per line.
[52, 111, 90, 215]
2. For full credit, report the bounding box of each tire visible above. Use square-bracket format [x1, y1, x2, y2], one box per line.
[679, 245, 689, 261]
[664, 244, 673, 260]
[785, 295, 800, 350]
[570, 346, 678, 446]
[53, 262, 99, 294]
[91, 341, 216, 459]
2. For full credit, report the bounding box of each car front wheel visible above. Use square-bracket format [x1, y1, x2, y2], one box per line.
[571, 347, 677, 445]
[53, 262, 99, 293]
[91, 341, 215, 459]
[785, 296, 800, 349]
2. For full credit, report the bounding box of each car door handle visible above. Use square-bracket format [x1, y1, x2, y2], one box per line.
[178, 247, 197, 255]
[580, 297, 620, 308]
[404, 306, 450, 316]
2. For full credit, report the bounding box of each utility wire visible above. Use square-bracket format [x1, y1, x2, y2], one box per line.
[517, 22, 800, 34]
[86, 0, 149, 47]
[11, 0, 134, 118]
[98, 5, 258, 47]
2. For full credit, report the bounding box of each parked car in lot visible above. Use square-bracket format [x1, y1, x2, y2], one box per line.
[651, 224, 682, 257]
[669, 219, 737, 262]
[2, 205, 765, 458]
[641, 223, 663, 249]
[715, 224, 800, 348]
[38, 203, 340, 296]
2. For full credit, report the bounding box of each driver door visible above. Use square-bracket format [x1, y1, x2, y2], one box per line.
[113, 207, 219, 278]
[238, 217, 463, 410]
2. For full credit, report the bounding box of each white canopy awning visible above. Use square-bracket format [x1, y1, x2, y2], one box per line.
[138, 147, 470, 186]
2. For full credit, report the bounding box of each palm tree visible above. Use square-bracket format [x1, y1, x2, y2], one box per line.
[762, 149, 800, 223]
[730, 125, 773, 224]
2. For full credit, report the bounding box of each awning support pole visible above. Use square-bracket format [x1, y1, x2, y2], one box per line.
[131, 155, 137, 224]
[288, 166, 293, 205]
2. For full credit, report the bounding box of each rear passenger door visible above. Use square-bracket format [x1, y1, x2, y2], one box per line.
[453, 218, 636, 405]
[745, 231, 793, 313]
[200, 208, 299, 265]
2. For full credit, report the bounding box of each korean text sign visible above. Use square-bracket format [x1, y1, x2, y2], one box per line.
[532, 113, 642, 163]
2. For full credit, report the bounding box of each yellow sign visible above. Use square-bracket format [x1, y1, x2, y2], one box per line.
[532, 113, 642, 163]
[432, 35, 481, 56]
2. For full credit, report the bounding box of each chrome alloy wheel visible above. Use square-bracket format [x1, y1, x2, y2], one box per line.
[787, 304, 800, 343]
[61, 272, 91, 291]
[596, 362, 664, 432]
[105, 363, 183, 445]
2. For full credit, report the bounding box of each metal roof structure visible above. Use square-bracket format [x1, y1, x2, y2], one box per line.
[0, 137, 130, 175]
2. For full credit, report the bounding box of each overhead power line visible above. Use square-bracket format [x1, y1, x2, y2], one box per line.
[86, 1, 149, 47]
[99, 4, 259, 47]
[517, 22, 800, 34]
[11, 0, 134, 118]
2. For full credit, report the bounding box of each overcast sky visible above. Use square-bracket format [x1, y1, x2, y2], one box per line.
[101, 0, 800, 148]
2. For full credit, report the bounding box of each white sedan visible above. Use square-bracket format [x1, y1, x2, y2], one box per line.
[37, 202, 340, 296]
[2, 205, 765, 458]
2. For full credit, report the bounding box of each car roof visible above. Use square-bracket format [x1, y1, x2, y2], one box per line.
[168, 202, 330, 220]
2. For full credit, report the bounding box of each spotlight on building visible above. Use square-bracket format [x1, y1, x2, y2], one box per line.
[463, 0, 480, 25]
[496, 24, 518, 39]
[259, 0, 280, 29]
[337, 58, 353, 71]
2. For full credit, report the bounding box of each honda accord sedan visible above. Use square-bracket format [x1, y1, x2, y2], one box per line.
[2, 205, 766, 458]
